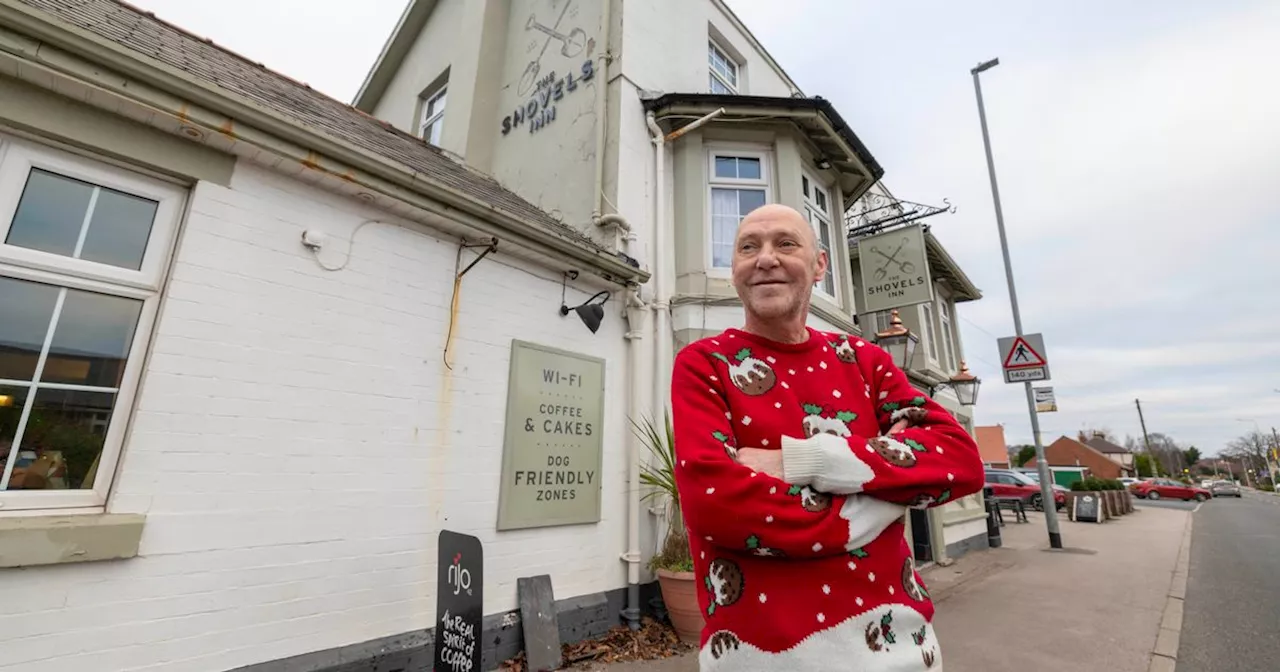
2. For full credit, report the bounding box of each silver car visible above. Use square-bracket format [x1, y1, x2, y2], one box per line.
[1210, 481, 1242, 498]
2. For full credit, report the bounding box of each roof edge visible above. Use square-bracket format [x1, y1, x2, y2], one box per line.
[708, 0, 803, 97]
[0, 0, 647, 286]
[642, 92, 885, 185]
[352, 0, 437, 111]
[924, 232, 982, 302]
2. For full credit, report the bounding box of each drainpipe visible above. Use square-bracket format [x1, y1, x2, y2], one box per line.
[621, 286, 650, 630]
[591, 0, 615, 242]
[645, 112, 670, 424]
[645, 108, 724, 414]
[594, 213, 633, 252]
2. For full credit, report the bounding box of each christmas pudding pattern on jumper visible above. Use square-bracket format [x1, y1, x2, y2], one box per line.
[697, 603, 942, 671]
[705, 558, 745, 615]
[788, 484, 832, 512]
[801, 403, 858, 438]
[712, 348, 776, 396]
[832, 337, 858, 363]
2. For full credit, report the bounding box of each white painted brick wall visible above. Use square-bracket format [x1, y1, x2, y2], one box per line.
[0, 161, 633, 672]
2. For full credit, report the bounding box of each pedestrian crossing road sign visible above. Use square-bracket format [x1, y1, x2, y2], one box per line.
[997, 333, 1051, 384]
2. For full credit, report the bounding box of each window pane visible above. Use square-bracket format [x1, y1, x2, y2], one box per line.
[736, 157, 761, 180]
[921, 304, 937, 359]
[79, 187, 158, 270]
[737, 188, 765, 213]
[42, 288, 142, 388]
[5, 388, 115, 490]
[816, 190, 828, 213]
[0, 384, 30, 488]
[0, 276, 60, 381]
[6, 169, 94, 258]
[710, 188, 741, 268]
[714, 156, 737, 178]
[429, 89, 447, 116]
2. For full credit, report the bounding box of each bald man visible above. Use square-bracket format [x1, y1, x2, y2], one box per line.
[670, 204, 983, 670]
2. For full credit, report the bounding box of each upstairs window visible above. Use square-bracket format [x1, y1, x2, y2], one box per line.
[419, 85, 447, 146]
[708, 41, 738, 94]
[802, 173, 838, 300]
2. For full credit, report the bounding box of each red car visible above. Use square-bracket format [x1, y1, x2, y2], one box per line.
[1131, 478, 1211, 502]
[985, 469, 1067, 510]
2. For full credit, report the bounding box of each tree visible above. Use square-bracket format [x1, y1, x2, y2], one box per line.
[1223, 430, 1273, 485]
[1183, 446, 1202, 467]
[1134, 453, 1166, 478]
[1015, 445, 1037, 467]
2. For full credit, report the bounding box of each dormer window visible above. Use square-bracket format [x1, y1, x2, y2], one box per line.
[419, 85, 447, 146]
[708, 41, 738, 94]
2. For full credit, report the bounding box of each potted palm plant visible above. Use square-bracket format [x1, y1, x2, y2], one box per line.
[632, 412, 702, 644]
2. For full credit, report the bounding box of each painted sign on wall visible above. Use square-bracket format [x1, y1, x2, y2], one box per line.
[497, 339, 605, 530]
[501, 60, 595, 136]
[857, 223, 935, 313]
[433, 530, 483, 672]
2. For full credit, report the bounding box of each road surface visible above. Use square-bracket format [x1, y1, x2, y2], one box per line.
[1177, 489, 1280, 671]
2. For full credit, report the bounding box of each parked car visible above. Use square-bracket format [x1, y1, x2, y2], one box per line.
[1209, 481, 1242, 498]
[1119, 477, 1140, 488]
[1020, 470, 1072, 496]
[1131, 478, 1211, 502]
[985, 469, 1067, 510]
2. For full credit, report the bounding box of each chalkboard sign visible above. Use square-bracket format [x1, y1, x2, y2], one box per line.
[434, 530, 483, 672]
[1075, 494, 1101, 523]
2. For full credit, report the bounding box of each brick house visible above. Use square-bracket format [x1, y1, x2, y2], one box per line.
[1025, 435, 1134, 479]
[975, 425, 1011, 468]
[1081, 433, 1136, 473]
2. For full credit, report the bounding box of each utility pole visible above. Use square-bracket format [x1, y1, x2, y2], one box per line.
[1135, 398, 1153, 477]
[971, 58, 1062, 549]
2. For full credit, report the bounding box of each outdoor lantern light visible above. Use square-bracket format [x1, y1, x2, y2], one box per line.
[873, 309, 918, 370]
[946, 361, 981, 406]
[561, 291, 610, 334]
[924, 360, 981, 406]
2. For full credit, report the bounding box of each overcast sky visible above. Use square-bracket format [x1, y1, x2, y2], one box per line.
[127, 0, 1280, 456]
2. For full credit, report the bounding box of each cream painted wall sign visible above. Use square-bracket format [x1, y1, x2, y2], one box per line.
[497, 339, 606, 530]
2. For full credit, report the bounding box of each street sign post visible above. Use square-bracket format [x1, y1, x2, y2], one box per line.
[998, 333, 1050, 384]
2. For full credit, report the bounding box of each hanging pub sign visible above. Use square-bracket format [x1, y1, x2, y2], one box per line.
[496, 340, 606, 530]
[501, 60, 595, 136]
[857, 223, 934, 313]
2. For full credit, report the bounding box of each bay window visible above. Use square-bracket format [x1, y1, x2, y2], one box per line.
[801, 173, 838, 300]
[0, 133, 183, 511]
[938, 297, 957, 373]
[708, 149, 770, 271]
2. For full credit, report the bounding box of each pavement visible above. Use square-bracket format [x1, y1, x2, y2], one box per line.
[584, 502, 1190, 671]
[1177, 488, 1280, 672]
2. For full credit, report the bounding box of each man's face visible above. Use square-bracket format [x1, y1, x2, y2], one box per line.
[731, 204, 827, 322]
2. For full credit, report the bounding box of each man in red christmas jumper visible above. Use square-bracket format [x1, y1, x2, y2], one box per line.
[670, 204, 984, 670]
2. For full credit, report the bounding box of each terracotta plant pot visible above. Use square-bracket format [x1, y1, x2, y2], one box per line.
[656, 569, 704, 645]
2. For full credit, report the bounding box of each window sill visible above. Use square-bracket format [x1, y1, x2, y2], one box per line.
[0, 513, 145, 569]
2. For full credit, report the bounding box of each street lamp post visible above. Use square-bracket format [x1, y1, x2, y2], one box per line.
[970, 58, 1063, 549]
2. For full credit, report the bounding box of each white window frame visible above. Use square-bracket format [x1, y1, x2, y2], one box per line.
[419, 85, 447, 146]
[801, 170, 839, 303]
[706, 146, 771, 275]
[937, 294, 957, 373]
[0, 132, 184, 512]
[919, 301, 939, 365]
[708, 40, 739, 95]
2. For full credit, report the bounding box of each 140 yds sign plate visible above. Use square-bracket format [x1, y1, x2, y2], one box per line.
[997, 333, 1051, 384]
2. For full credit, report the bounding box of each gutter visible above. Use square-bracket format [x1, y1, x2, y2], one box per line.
[0, 1, 648, 286]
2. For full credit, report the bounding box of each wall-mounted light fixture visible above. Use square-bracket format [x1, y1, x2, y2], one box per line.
[561, 291, 611, 333]
[814, 156, 832, 170]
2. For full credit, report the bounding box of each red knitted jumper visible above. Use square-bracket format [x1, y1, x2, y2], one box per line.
[671, 327, 983, 671]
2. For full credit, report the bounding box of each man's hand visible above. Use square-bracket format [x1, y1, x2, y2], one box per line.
[736, 448, 784, 479]
[889, 419, 911, 435]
